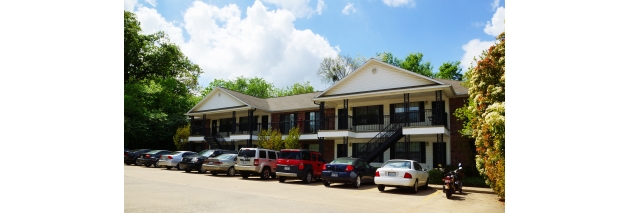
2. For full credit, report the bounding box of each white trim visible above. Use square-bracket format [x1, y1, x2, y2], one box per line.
[403, 126, 450, 136]
[230, 135, 258, 140]
[185, 106, 252, 117]
[186, 87, 250, 114]
[188, 136, 205, 141]
[312, 85, 451, 102]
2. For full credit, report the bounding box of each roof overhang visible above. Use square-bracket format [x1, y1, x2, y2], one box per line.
[312, 84, 452, 102]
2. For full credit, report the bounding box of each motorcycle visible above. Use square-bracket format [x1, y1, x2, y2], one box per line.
[442, 163, 463, 199]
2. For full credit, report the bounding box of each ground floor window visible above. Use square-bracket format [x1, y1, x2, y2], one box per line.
[351, 143, 383, 163]
[394, 142, 426, 163]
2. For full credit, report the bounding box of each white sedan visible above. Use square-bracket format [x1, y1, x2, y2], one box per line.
[374, 159, 430, 193]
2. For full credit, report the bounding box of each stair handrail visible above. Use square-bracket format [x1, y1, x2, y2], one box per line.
[355, 121, 403, 158]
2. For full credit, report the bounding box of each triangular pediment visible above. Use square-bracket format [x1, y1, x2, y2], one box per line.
[188, 88, 248, 113]
[317, 59, 444, 98]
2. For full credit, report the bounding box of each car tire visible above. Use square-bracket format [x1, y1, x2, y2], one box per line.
[260, 167, 270, 180]
[279, 177, 286, 183]
[185, 169, 191, 173]
[323, 180, 331, 187]
[241, 172, 250, 179]
[166, 166, 172, 170]
[353, 176, 361, 188]
[411, 180, 419, 194]
[199, 168, 207, 174]
[125, 162, 131, 165]
[154, 161, 160, 168]
[378, 185, 385, 192]
[227, 167, 236, 177]
[134, 159, 141, 166]
[446, 189, 453, 199]
[271, 173, 276, 179]
[144, 163, 150, 167]
[303, 171, 313, 184]
[176, 163, 183, 170]
[423, 178, 430, 190]
[211, 171, 218, 176]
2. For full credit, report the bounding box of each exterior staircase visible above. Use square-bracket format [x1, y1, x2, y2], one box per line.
[353, 122, 404, 163]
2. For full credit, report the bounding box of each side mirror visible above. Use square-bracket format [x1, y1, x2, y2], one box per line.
[458, 163, 461, 167]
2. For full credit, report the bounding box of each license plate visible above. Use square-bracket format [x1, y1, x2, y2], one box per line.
[445, 180, 450, 183]
[387, 172, 396, 177]
[208, 162, 213, 165]
[241, 161, 249, 165]
[331, 173, 338, 177]
[284, 166, 290, 170]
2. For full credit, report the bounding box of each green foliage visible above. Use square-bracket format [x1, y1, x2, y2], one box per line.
[428, 169, 444, 184]
[257, 129, 284, 150]
[317, 54, 367, 85]
[173, 124, 191, 151]
[284, 127, 301, 149]
[376, 52, 434, 77]
[455, 32, 505, 199]
[124, 11, 200, 150]
[436, 61, 463, 80]
[200, 77, 315, 98]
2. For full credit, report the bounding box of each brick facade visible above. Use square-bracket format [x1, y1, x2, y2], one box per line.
[449, 97, 476, 169]
[298, 139, 335, 161]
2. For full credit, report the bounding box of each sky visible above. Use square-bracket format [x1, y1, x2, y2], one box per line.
[124, 0, 505, 92]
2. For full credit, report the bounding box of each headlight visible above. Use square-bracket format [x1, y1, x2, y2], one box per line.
[192, 158, 198, 162]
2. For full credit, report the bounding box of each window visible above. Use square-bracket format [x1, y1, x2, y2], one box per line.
[219, 118, 232, 132]
[259, 150, 267, 159]
[353, 105, 384, 125]
[308, 143, 319, 152]
[414, 162, 422, 171]
[395, 142, 426, 163]
[318, 154, 325, 163]
[239, 116, 259, 131]
[301, 151, 311, 161]
[268, 151, 277, 159]
[279, 113, 297, 134]
[391, 102, 425, 123]
[304, 112, 320, 133]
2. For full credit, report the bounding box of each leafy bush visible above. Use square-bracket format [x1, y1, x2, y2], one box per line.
[428, 169, 444, 184]
[173, 124, 190, 151]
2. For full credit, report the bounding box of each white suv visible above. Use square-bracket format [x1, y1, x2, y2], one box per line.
[234, 148, 279, 180]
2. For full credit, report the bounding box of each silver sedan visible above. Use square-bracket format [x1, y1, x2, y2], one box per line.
[158, 151, 197, 170]
[201, 154, 238, 176]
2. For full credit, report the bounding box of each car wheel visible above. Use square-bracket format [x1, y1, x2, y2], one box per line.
[271, 173, 276, 179]
[125, 162, 131, 165]
[199, 167, 207, 174]
[323, 180, 331, 187]
[260, 167, 270, 180]
[411, 180, 419, 194]
[423, 178, 430, 190]
[185, 169, 191, 173]
[144, 163, 150, 167]
[378, 185, 385, 192]
[241, 172, 250, 179]
[227, 167, 236, 177]
[154, 161, 160, 168]
[134, 159, 141, 166]
[279, 177, 286, 183]
[165, 166, 172, 170]
[353, 176, 361, 188]
[176, 163, 183, 170]
[303, 171, 313, 184]
[211, 171, 218, 176]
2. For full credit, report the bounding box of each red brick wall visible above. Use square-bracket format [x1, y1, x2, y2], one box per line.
[325, 108, 335, 130]
[449, 97, 475, 168]
[297, 140, 335, 161]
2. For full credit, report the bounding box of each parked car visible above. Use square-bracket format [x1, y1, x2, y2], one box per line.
[158, 151, 197, 170]
[234, 148, 279, 180]
[276, 149, 325, 184]
[374, 159, 430, 193]
[124, 149, 151, 165]
[201, 154, 239, 176]
[180, 149, 237, 173]
[321, 157, 377, 188]
[137, 150, 172, 167]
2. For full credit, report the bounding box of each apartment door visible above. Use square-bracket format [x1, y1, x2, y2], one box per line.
[338, 109, 348, 130]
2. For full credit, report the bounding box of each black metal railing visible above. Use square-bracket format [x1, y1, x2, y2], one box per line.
[353, 122, 403, 159]
[319, 109, 448, 132]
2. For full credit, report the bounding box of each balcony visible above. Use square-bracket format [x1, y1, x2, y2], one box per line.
[320, 109, 448, 132]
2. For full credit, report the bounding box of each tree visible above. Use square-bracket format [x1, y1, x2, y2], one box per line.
[436, 61, 463, 80]
[258, 129, 286, 150]
[377, 52, 434, 77]
[272, 82, 315, 97]
[317, 54, 366, 85]
[283, 127, 301, 149]
[455, 32, 505, 199]
[124, 11, 201, 150]
[173, 124, 191, 151]
[200, 77, 315, 98]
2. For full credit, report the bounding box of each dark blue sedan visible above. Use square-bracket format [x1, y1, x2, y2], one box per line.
[321, 157, 377, 188]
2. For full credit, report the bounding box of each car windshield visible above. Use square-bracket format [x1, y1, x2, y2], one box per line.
[217, 154, 235, 160]
[238, 149, 256, 157]
[145, 150, 163, 154]
[198, 150, 214, 157]
[329, 158, 355, 165]
[382, 161, 411, 169]
[279, 151, 301, 159]
[168, 151, 184, 155]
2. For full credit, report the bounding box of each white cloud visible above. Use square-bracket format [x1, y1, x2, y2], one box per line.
[342, 3, 356, 15]
[491, 0, 500, 10]
[144, 0, 157, 7]
[124, 0, 137, 11]
[484, 7, 505, 36]
[262, 0, 324, 18]
[316, 0, 326, 15]
[133, 0, 339, 90]
[382, 0, 415, 8]
[460, 39, 497, 72]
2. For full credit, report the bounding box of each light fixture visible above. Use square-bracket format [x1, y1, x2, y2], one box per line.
[425, 142, 429, 146]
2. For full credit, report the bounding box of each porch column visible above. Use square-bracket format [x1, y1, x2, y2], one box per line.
[202, 114, 207, 136]
[248, 109, 255, 147]
[319, 102, 325, 129]
[435, 90, 443, 125]
[189, 116, 194, 127]
[343, 137, 349, 158]
[343, 99, 349, 130]
[437, 134, 445, 167]
[404, 93, 410, 127]
[232, 111, 236, 135]
[318, 137, 324, 156]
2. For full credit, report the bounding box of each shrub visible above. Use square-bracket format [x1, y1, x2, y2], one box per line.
[428, 169, 444, 184]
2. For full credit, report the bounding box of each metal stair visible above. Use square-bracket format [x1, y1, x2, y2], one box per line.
[354, 122, 404, 163]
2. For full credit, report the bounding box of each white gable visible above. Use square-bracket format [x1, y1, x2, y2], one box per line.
[191, 90, 246, 112]
[321, 60, 441, 97]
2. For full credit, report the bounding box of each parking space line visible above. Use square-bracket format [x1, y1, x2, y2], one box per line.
[423, 191, 440, 201]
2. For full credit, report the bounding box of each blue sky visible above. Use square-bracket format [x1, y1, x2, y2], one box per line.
[124, 0, 504, 91]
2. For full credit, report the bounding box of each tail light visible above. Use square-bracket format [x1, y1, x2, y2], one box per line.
[375, 171, 380, 177]
[254, 159, 259, 166]
[145, 154, 150, 158]
[158, 155, 162, 158]
[168, 156, 173, 159]
[403, 172, 412, 179]
[125, 152, 128, 156]
[214, 162, 223, 165]
[298, 162, 304, 170]
[444, 176, 451, 181]
[204, 159, 210, 164]
[321, 164, 327, 171]
[345, 165, 354, 172]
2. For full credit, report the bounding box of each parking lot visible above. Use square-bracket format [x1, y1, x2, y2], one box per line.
[124, 165, 505, 213]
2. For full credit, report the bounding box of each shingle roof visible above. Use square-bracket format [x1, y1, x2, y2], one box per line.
[218, 87, 321, 112]
[433, 79, 469, 96]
